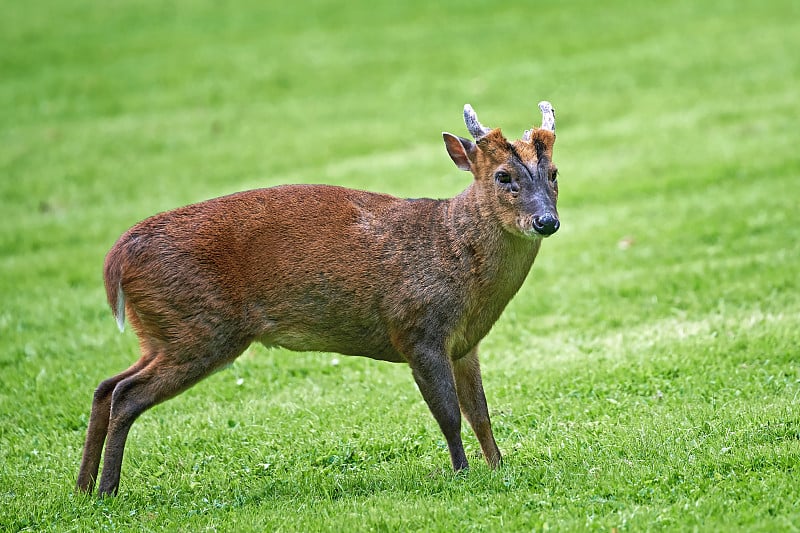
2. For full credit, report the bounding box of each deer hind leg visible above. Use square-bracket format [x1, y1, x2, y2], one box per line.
[95, 336, 250, 497]
[76, 356, 151, 493]
[453, 347, 502, 468]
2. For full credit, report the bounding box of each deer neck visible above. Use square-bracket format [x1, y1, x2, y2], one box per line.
[438, 184, 542, 357]
[446, 183, 542, 284]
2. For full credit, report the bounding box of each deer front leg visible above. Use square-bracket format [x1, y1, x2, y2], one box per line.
[453, 346, 502, 468]
[408, 347, 469, 471]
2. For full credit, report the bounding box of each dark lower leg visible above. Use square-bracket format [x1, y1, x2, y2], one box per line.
[76, 360, 148, 492]
[96, 362, 172, 497]
[410, 351, 468, 471]
[97, 417, 136, 497]
[453, 348, 501, 468]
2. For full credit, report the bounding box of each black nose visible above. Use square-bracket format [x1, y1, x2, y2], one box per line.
[532, 214, 560, 236]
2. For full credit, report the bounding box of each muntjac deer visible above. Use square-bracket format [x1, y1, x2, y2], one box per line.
[77, 102, 560, 496]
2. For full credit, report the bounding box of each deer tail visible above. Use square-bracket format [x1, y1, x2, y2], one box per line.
[104, 248, 126, 333]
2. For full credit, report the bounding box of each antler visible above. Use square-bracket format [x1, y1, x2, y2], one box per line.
[538, 101, 555, 132]
[522, 101, 555, 141]
[463, 104, 491, 139]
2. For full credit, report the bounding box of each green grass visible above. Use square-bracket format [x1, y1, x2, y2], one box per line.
[2, 0, 799, 530]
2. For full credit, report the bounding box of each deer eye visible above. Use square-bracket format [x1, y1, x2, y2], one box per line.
[495, 171, 512, 184]
[550, 168, 558, 182]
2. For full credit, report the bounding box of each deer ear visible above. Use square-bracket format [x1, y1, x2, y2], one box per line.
[443, 132, 476, 172]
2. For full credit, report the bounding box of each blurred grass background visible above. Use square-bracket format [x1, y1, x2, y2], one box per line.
[1, 0, 799, 530]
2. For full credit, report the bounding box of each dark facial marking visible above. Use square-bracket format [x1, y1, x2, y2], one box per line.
[505, 142, 540, 182]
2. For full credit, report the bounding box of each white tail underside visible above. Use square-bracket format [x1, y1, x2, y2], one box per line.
[115, 283, 126, 332]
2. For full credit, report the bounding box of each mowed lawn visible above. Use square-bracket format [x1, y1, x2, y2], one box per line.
[1, 0, 799, 530]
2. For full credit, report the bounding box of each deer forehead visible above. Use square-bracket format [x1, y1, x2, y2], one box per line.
[478, 136, 550, 169]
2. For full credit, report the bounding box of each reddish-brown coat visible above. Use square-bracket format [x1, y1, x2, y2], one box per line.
[78, 105, 560, 496]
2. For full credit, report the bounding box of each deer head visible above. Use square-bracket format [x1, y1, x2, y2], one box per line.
[443, 101, 560, 238]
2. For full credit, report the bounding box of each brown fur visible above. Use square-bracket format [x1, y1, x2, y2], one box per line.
[77, 109, 560, 496]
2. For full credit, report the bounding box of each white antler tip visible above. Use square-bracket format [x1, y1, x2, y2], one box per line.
[538, 101, 556, 132]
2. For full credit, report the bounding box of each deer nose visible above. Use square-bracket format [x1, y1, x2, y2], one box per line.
[533, 214, 560, 236]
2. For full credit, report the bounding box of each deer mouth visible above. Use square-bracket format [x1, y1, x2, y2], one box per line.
[518, 224, 544, 240]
